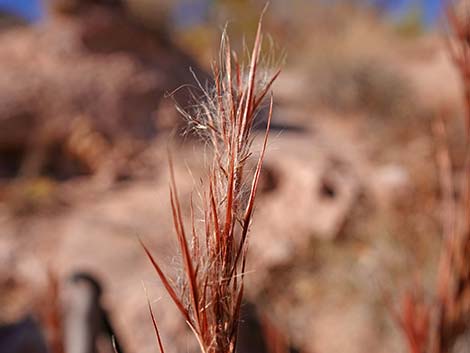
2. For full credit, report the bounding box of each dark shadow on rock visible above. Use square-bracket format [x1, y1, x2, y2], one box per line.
[0, 316, 49, 353]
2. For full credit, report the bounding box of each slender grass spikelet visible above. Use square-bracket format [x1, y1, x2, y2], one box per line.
[142, 12, 281, 353]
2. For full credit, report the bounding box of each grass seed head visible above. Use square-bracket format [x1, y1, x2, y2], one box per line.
[143, 12, 280, 353]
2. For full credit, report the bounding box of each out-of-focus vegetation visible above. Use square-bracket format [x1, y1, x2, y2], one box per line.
[1, 2, 469, 353]
[146, 0, 423, 122]
[138, 0, 431, 63]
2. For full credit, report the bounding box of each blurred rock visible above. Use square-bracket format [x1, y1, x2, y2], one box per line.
[247, 131, 364, 288]
[368, 164, 412, 208]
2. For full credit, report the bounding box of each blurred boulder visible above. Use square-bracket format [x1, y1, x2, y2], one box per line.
[251, 132, 362, 269]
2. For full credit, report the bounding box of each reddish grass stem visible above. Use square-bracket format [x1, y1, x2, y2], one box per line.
[396, 3, 470, 353]
[142, 15, 280, 353]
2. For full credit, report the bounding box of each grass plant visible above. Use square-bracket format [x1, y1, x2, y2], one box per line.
[141, 13, 280, 353]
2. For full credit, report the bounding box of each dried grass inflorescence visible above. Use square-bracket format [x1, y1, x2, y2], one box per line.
[397, 3, 470, 353]
[141, 14, 280, 353]
[433, 4, 470, 352]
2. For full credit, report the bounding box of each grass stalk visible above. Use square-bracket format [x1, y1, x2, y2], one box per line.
[142, 13, 280, 353]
